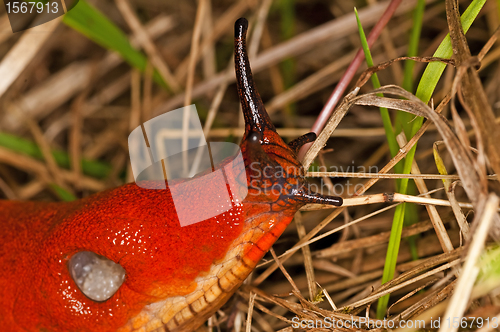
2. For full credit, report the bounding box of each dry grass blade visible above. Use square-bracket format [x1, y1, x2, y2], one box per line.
[114, 0, 180, 93]
[3, 15, 175, 133]
[314, 220, 438, 259]
[45, 72, 132, 140]
[184, 0, 207, 106]
[0, 14, 13, 45]
[200, 1, 216, 81]
[294, 212, 317, 301]
[354, 85, 485, 204]
[25, 116, 70, 192]
[355, 56, 455, 88]
[127, 69, 142, 183]
[238, 289, 294, 326]
[373, 248, 463, 298]
[397, 281, 456, 324]
[281, 204, 399, 259]
[433, 141, 470, 240]
[248, 0, 273, 59]
[396, 133, 454, 256]
[302, 88, 359, 169]
[0, 147, 104, 191]
[190, 62, 233, 176]
[439, 194, 499, 332]
[245, 292, 257, 332]
[269, 248, 302, 297]
[387, 279, 437, 317]
[174, 0, 250, 83]
[0, 18, 61, 99]
[0, 177, 15, 199]
[70, 92, 84, 182]
[341, 259, 460, 311]
[445, 0, 500, 185]
[477, 26, 500, 61]
[266, 50, 356, 115]
[306, 171, 494, 180]
[303, 193, 474, 210]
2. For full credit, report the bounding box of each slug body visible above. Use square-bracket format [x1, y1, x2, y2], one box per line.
[0, 18, 341, 332]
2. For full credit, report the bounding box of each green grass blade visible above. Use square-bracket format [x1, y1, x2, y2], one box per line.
[401, 0, 425, 94]
[399, 0, 426, 268]
[415, 0, 487, 103]
[398, 0, 425, 137]
[0, 132, 112, 179]
[355, 10, 414, 316]
[276, 0, 297, 119]
[49, 184, 77, 201]
[279, 0, 296, 90]
[376, 202, 405, 317]
[354, 8, 401, 175]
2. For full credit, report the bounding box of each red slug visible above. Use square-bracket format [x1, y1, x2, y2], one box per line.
[0, 18, 342, 332]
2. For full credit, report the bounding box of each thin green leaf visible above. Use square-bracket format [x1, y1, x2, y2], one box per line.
[355, 12, 417, 316]
[279, 0, 297, 119]
[0, 132, 112, 179]
[354, 8, 400, 173]
[401, 0, 425, 94]
[399, 0, 426, 271]
[377, 202, 405, 318]
[49, 184, 77, 201]
[398, 0, 425, 138]
[280, 0, 295, 89]
[415, 0, 487, 103]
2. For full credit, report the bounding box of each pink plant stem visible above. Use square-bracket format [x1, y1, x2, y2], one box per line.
[299, 0, 403, 160]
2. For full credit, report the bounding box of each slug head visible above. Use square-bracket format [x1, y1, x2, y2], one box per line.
[235, 18, 342, 211]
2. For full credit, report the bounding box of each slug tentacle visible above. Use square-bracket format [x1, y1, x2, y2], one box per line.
[288, 132, 317, 153]
[234, 18, 275, 135]
[294, 191, 343, 206]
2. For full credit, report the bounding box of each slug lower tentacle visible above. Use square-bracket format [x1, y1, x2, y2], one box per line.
[0, 17, 342, 332]
[288, 132, 317, 153]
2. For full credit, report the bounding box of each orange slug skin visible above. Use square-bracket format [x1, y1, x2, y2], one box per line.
[0, 183, 246, 331]
[0, 18, 341, 332]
